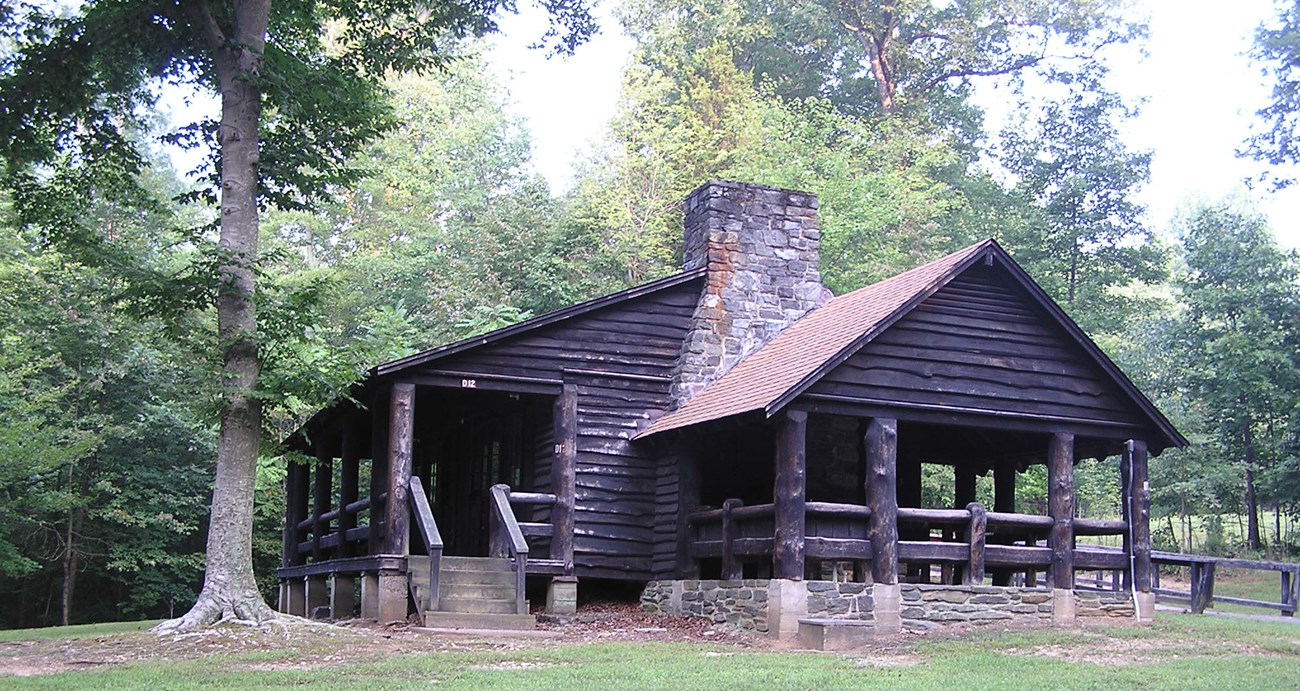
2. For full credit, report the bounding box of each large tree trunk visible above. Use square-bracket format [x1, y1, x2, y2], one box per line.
[154, 0, 276, 634]
[1244, 425, 1262, 551]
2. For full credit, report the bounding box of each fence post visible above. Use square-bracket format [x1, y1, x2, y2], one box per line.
[1283, 569, 1296, 617]
[965, 502, 986, 585]
[1191, 562, 1215, 614]
[721, 498, 743, 581]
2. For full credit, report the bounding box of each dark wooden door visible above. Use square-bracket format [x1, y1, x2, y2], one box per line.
[434, 402, 529, 556]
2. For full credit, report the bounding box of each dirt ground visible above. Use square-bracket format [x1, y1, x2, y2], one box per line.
[0, 601, 961, 678]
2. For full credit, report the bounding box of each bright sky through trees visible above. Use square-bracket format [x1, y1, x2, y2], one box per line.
[489, 0, 1300, 248]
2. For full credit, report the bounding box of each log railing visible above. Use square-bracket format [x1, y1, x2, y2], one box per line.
[488, 484, 530, 614]
[690, 499, 1134, 584]
[292, 491, 386, 560]
[1151, 552, 1300, 616]
[408, 476, 442, 613]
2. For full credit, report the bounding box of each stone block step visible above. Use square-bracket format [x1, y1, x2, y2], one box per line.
[798, 618, 878, 651]
[435, 597, 526, 615]
[437, 583, 517, 601]
[421, 611, 537, 631]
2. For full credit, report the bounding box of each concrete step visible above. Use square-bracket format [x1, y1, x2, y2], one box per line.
[410, 555, 514, 573]
[437, 583, 517, 601]
[421, 611, 537, 631]
[411, 567, 516, 588]
[436, 597, 525, 615]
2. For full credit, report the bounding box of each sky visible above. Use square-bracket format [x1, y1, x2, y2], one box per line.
[485, 0, 1300, 249]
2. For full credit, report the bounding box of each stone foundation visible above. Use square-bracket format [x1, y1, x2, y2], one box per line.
[644, 579, 1127, 638]
[1074, 590, 1137, 618]
[900, 584, 1053, 628]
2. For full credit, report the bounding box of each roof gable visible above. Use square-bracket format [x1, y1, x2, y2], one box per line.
[639, 240, 1185, 450]
[375, 268, 704, 378]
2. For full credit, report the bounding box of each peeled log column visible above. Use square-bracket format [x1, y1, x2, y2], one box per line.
[1125, 439, 1151, 593]
[384, 383, 415, 556]
[773, 410, 808, 580]
[1048, 432, 1075, 590]
[866, 418, 899, 585]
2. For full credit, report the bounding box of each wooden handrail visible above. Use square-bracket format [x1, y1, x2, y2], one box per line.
[898, 507, 970, 524]
[489, 484, 529, 614]
[408, 476, 442, 613]
[507, 491, 557, 506]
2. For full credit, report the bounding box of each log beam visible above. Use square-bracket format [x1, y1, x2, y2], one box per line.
[384, 383, 415, 556]
[1048, 432, 1075, 590]
[773, 410, 808, 580]
[866, 418, 899, 585]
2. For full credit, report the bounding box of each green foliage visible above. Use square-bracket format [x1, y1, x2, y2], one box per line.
[1248, 0, 1300, 180]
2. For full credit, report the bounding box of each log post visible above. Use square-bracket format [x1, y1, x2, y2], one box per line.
[1191, 562, 1215, 614]
[898, 456, 924, 581]
[368, 388, 390, 554]
[338, 419, 359, 558]
[866, 418, 898, 585]
[990, 459, 1015, 585]
[1047, 432, 1076, 623]
[1124, 440, 1152, 598]
[955, 464, 976, 508]
[1048, 432, 1075, 590]
[965, 501, 987, 585]
[675, 451, 702, 578]
[773, 410, 808, 580]
[721, 498, 743, 580]
[553, 383, 578, 575]
[1119, 450, 1132, 590]
[312, 440, 333, 562]
[865, 417, 900, 634]
[283, 456, 310, 568]
[384, 383, 415, 556]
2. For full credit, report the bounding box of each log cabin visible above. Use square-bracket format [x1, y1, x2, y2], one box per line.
[277, 180, 1185, 640]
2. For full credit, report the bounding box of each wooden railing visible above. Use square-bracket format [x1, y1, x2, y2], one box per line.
[292, 492, 385, 559]
[1152, 551, 1300, 616]
[689, 499, 1133, 583]
[408, 476, 442, 613]
[488, 484, 536, 614]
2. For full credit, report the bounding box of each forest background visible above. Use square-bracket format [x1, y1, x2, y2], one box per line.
[4, 0, 1300, 629]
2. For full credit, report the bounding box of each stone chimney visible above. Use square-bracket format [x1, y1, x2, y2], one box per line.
[669, 181, 830, 407]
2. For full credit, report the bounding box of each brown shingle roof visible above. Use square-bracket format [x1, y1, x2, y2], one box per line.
[637, 240, 995, 439]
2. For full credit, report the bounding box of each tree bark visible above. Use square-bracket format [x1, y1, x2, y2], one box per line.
[153, 0, 276, 634]
[1245, 424, 1262, 551]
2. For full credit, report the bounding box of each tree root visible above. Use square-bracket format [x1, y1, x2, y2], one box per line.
[151, 588, 277, 637]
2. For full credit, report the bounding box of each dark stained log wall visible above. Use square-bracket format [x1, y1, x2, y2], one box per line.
[808, 267, 1145, 428]
[421, 282, 701, 581]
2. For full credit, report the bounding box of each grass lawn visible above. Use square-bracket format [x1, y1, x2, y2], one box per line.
[1, 613, 1298, 690]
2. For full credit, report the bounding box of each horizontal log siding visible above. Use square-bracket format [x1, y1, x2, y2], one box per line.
[421, 282, 700, 581]
[809, 268, 1141, 426]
